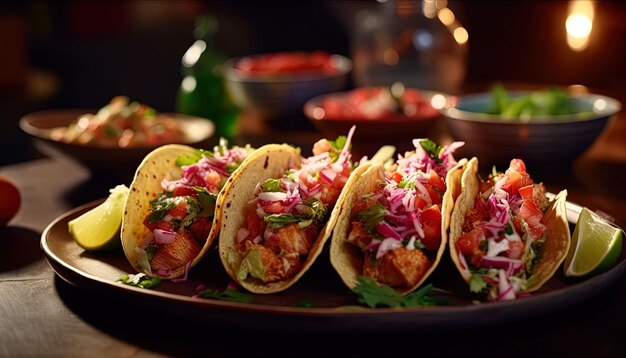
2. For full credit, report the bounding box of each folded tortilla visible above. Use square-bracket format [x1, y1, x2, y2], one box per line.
[448, 157, 570, 296]
[121, 144, 247, 279]
[218, 144, 370, 294]
[330, 158, 469, 295]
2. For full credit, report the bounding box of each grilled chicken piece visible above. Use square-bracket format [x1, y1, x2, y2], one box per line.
[347, 221, 372, 249]
[376, 247, 431, 287]
[189, 217, 212, 246]
[281, 252, 302, 279]
[254, 244, 286, 283]
[264, 223, 314, 255]
[150, 229, 201, 272]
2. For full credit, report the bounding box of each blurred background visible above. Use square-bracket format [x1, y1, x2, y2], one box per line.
[2, 0, 626, 165]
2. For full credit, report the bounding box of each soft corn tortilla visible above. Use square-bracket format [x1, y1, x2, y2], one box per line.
[330, 158, 469, 295]
[121, 144, 238, 279]
[218, 144, 370, 294]
[448, 157, 571, 291]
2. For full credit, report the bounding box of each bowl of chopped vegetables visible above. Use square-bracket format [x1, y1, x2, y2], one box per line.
[304, 84, 453, 155]
[20, 96, 215, 183]
[223, 50, 352, 126]
[440, 84, 621, 169]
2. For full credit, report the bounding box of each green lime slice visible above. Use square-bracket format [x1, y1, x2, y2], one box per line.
[564, 207, 624, 277]
[69, 184, 130, 251]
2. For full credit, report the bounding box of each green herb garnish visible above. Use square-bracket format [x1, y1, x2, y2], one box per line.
[418, 139, 443, 164]
[353, 276, 449, 308]
[197, 288, 254, 304]
[357, 202, 387, 233]
[118, 273, 161, 289]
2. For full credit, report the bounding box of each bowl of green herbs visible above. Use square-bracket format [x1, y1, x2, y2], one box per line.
[441, 84, 621, 169]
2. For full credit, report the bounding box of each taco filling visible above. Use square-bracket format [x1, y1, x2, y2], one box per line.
[344, 139, 463, 288]
[235, 128, 357, 283]
[454, 158, 560, 301]
[137, 140, 253, 277]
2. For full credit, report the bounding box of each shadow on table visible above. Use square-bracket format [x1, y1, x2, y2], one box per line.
[0, 226, 43, 272]
[62, 169, 135, 208]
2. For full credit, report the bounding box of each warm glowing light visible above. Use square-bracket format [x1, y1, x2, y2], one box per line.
[593, 99, 607, 111]
[390, 82, 405, 98]
[182, 40, 206, 67]
[567, 84, 589, 94]
[181, 76, 196, 92]
[430, 94, 447, 109]
[566, 0, 594, 51]
[383, 48, 399, 65]
[453, 26, 469, 45]
[438, 8, 455, 26]
[312, 107, 326, 120]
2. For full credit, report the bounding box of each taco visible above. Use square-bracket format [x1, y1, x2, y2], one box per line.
[121, 139, 254, 279]
[218, 126, 363, 294]
[330, 139, 467, 295]
[448, 157, 570, 301]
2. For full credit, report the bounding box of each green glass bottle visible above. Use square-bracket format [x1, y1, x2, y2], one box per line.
[176, 14, 239, 139]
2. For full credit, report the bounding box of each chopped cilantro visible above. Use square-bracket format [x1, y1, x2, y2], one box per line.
[197, 288, 254, 303]
[263, 197, 328, 228]
[353, 276, 449, 308]
[418, 139, 443, 164]
[262, 178, 281, 192]
[469, 273, 488, 293]
[264, 214, 301, 228]
[357, 202, 387, 233]
[118, 273, 161, 289]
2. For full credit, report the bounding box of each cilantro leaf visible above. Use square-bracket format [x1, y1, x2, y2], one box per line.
[264, 214, 301, 228]
[117, 273, 161, 289]
[357, 202, 387, 233]
[418, 139, 443, 164]
[353, 276, 449, 308]
[197, 288, 254, 304]
[262, 178, 281, 192]
[263, 198, 328, 229]
[469, 273, 488, 293]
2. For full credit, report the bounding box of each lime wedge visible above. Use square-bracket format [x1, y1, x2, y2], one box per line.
[69, 184, 130, 251]
[564, 207, 624, 277]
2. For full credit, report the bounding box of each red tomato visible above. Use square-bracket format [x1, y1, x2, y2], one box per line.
[143, 216, 174, 232]
[390, 171, 403, 183]
[518, 184, 534, 200]
[509, 159, 526, 172]
[0, 176, 21, 226]
[172, 186, 196, 197]
[457, 227, 483, 256]
[246, 211, 263, 238]
[518, 200, 543, 227]
[427, 170, 446, 192]
[505, 240, 525, 259]
[168, 202, 188, 219]
[420, 205, 442, 251]
[263, 201, 285, 214]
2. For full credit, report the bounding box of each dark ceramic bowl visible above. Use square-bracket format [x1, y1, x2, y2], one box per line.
[20, 109, 215, 182]
[304, 86, 453, 156]
[440, 91, 622, 169]
[223, 52, 352, 123]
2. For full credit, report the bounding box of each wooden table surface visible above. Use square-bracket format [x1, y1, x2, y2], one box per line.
[2, 101, 626, 357]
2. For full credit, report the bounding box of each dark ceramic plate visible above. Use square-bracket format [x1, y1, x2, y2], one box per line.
[41, 199, 626, 334]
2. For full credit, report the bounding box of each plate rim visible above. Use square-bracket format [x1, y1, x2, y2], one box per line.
[41, 198, 626, 331]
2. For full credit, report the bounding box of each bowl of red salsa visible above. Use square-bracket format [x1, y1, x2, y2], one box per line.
[223, 50, 352, 123]
[304, 84, 452, 155]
